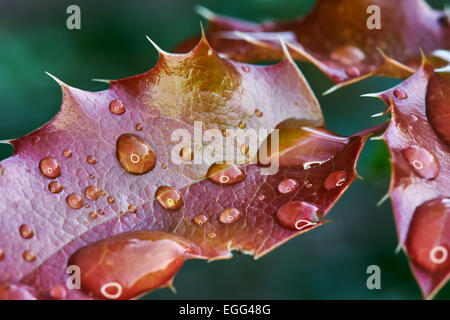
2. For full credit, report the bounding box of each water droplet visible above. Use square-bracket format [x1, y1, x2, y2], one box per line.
[109, 99, 126, 115]
[87, 156, 97, 165]
[67, 193, 84, 209]
[254, 109, 263, 118]
[305, 182, 312, 189]
[50, 285, 67, 300]
[238, 121, 247, 129]
[193, 214, 209, 226]
[207, 163, 245, 185]
[107, 196, 115, 204]
[155, 186, 184, 211]
[0, 249, 4, 261]
[275, 201, 320, 231]
[207, 232, 216, 239]
[48, 181, 63, 194]
[85, 185, 101, 200]
[39, 157, 61, 179]
[98, 209, 104, 215]
[257, 194, 265, 201]
[303, 161, 323, 170]
[63, 149, 72, 158]
[128, 204, 137, 214]
[278, 178, 299, 194]
[89, 174, 95, 180]
[345, 66, 361, 78]
[180, 147, 194, 162]
[394, 89, 408, 100]
[161, 163, 167, 169]
[135, 123, 143, 131]
[222, 129, 228, 137]
[19, 224, 34, 239]
[85, 204, 90, 209]
[241, 65, 250, 73]
[116, 134, 156, 175]
[402, 146, 439, 179]
[23, 250, 36, 262]
[68, 230, 198, 300]
[219, 208, 242, 224]
[410, 114, 418, 122]
[330, 45, 366, 65]
[89, 211, 98, 219]
[324, 171, 348, 190]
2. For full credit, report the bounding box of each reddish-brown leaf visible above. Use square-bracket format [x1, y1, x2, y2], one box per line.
[366, 56, 450, 299]
[176, 0, 449, 93]
[0, 36, 381, 299]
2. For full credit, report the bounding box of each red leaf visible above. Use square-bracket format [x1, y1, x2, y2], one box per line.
[366, 56, 450, 299]
[0, 35, 381, 299]
[176, 0, 450, 93]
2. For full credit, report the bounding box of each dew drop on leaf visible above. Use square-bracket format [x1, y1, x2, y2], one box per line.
[23, 250, 36, 262]
[345, 66, 361, 78]
[278, 178, 299, 194]
[87, 156, 97, 165]
[207, 163, 245, 185]
[394, 89, 408, 100]
[19, 224, 34, 239]
[402, 146, 439, 179]
[39, 157, 61, 179]
[179, 147, 194, 162]
[254, 109, 263, 118]
[155, 186, 184, 211]
[116, 134, 156, 175]
[48, 181, 63, 194]
[84, 186, 101, 200]
[275, 201, 320, 231]
[241, 65, 250, 73]
[219, 208, 242, 224]
[324, 171, 348, 190]
[109, 99, 126, 115]
[193, 214, 209, 226]
[67, 193, 84, 209]
[135, 123, 143, 131]
[238, 121, 247, 129]
[107, 196, 115, 204]
[89, 211, 98, 219]
[0, 249, 4, 261]
[63, 149, 72, 158]
[50, 285, 67, 300]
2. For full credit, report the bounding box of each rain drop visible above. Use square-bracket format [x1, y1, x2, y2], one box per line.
[23, 250, 36, 262]
[85, 186, 101, 201]
[324, 171, 348, 190]
[241, 65, 250, 73]
[48, 181, 63, 194]
[207, 163, 245, 186]
[238, 121, 247, 129]
[180, 147, 194, 162]
[275, 201, 320, 231]
[394, 89, 408, 100]
[89, 211, 98, 219]
[116, 134, 156, 175]
[135, 123, 143, 131]
[107, 196, 115, 204]
[219, 208, 242, 224]
[67, 193, 84, 209]
[87, 156, 97, 165]
[278, 178, 299, 194]
[63, 149, 72, 158]
[39, 157, 61, 179]
[0, 249, 4, 261]
[193, 214, 209, 226]
[402, 146, 439, 179]
[254, 109, 263, 118]
[155, 186, 184, 211]
[19, 224, 34, 239]
[345, 66, 361, 78]
[109, 99, 126, 115]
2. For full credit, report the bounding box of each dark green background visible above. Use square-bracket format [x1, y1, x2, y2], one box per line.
[0, 0, 448, 299]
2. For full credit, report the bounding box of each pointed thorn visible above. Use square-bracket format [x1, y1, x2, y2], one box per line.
[371, 111, 385, 118]
[419, 47, 427, 62]
[199, 21, 207, 39]
[234, 30, 257, 44]
[370, 135, 385, 141]
[277, 34, 295, 64]
[395, 243, 403, 254]
[322, 84, 342, 96]
[0, 139, 12, 145]
[45, 71, 66, 87]
[376, 47, 387, 58]
[360, 92, 380, 98]
[91, 78, 111, 84]
[376, 192, 390, 207]
[356, 174, 364, 181]
[145, 35, 165, 55]
[195, 5, 216, 20]
[167, 281, 177, 294]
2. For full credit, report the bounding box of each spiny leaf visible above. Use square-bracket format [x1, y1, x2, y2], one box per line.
[364, 54, 450, 299]
[175, 0, 450, 93]
[0, 35, 382, 300]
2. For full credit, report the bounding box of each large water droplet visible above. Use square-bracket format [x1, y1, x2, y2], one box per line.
[48, 181, 63, 194]
[402, 146, 439, 179]
[63, 149, 72, 158]
[324, 171, 348, 190]
[109, 99, 126, 115]
[67, 193, 84, 209]
[19, 224, 34, 239]
[23, 250, 36, 262]
[278, 178, 299, 194]
[116, 134, 156, 175]
[193, 214, 209, 226]
[275, 201, 320, 231]
[39, 157, 61, 179]
[330, 45, 366, 65]
[394, 89, 408, 100]
[254, 109, 263, 118]
[87, 156, 97, 165]
[155, 186, 184, 211]
[85, 185, 101, 200]
[207, 163, 245, 185]
[219, 208, 242, 224]
[68, 230, 198, 300]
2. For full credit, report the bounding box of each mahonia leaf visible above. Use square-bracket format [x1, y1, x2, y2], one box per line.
[0, 35, 382, 300]
[364, 53, 450, 299]
[175, 0, 450, 93]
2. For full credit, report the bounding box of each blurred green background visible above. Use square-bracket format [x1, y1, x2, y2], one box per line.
[0, 0, 448, 299]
